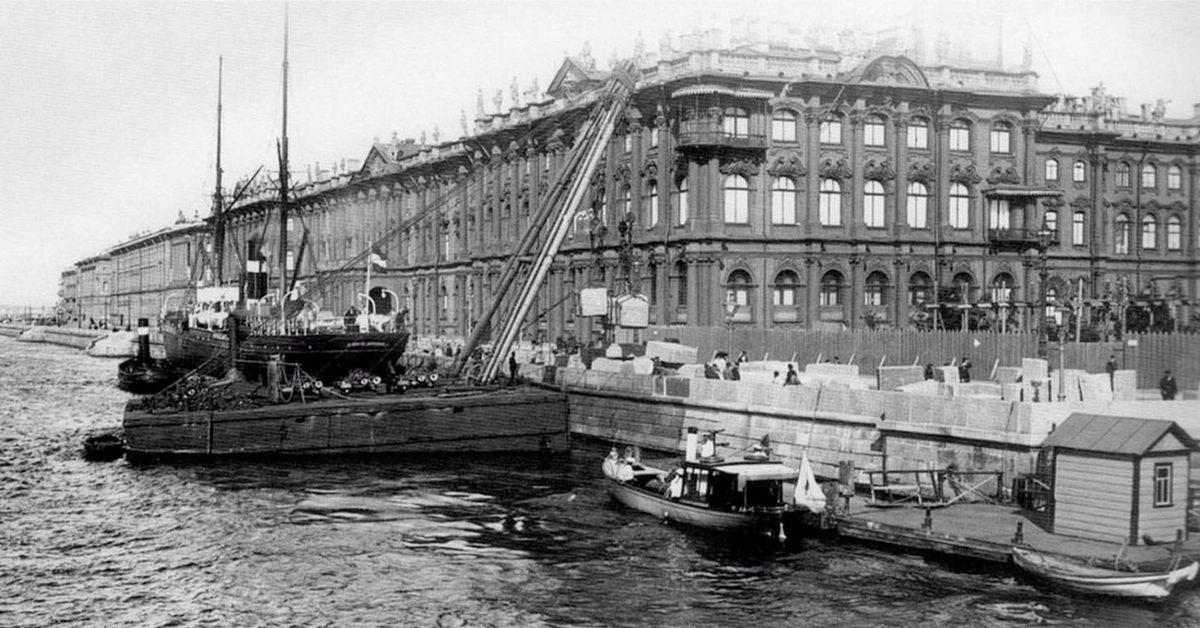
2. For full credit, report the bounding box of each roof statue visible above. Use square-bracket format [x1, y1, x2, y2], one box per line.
[510, 76, 521, 108]
[476, 89, 485, 118]
[493, 89, 503, 114]
[459, 110, 468, 138]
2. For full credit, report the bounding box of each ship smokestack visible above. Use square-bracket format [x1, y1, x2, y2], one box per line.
[136, 318, 151, 363]
[685, 426, 698, 462]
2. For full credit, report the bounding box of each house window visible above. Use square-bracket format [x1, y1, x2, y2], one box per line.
[1044, 209, 1058, 234]
[906, 181, 928, 229]
[1167, 165, 1182, 190]
[1142, 214, 1157, 250]
[723, 175, 750, 223]
[864, 115, 886, 147]
[949, 120, 970, 151]
[864, 271, 888, 306]
[991, 273, 1015, 302]
[989, 122, 1012, 153]
[1072, 211, 1086, 246]
[819, 116, 842, 144]
[1141, 163, 1157, 189]
[670, 260, 688, 308]
[723, 107, 749, 137]
[908, 272, 932, 306]
[906, 118, 928, 149]
[623, 133, 633, 154]
[1115, 162, 1131, 188]
[772, 270, 798, 306]
[819, 270, 844, 306]
[1154, 463, 1174, 507]
[771, 177, 797, 224]
[650, 126, 660, 148]
[772, 109, 797, 142]
[646, 180, 659, 228]
[675, 178, 689, 225]
[1115, 213, 1130, 254]
[864, 180, 885, 228]
[949, 183, 970, 229]
[1073, 160, 1086, 182]
[988, 198, 1010, 230]
[1045, 159, 1059, 181]
[819, 179, 842, 226]
[726, 270, 753, 321]
[1167, 215, 1182, 250]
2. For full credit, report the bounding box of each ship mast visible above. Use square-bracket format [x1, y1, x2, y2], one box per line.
[213, 56, 225, 285]
[277, 7, 290, 330]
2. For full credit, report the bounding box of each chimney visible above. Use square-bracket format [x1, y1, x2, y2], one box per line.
[1193, 103, 1200, 120]
[1141, 103, 1151, 120]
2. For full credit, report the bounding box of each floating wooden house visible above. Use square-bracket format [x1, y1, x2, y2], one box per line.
[1040, 413, 1198, 545]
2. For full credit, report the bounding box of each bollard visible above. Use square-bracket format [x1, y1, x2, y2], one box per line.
[1013, 521, 1024, 545]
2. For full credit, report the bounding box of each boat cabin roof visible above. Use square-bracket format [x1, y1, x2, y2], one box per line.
[689, 460, 797, 483]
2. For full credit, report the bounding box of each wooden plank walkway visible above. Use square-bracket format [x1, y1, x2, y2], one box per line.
[826, 497, 1200, 569]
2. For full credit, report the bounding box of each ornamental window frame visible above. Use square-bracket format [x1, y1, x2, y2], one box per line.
[1167, 164, 1182, 190]
[1115, 162, 1131, 188]
[1045, 158, 1059, 181]
[1167, 215, 1182, 250]
[949, 119, 971, 151]
[1073, 160, 1086, 182]
[906, 118, 929, 149]
[1141, 163, 1157, 189]
[863, 115, 886, 147]
[1072, 211, 1085, 246]
[989, 122, 1012, 154]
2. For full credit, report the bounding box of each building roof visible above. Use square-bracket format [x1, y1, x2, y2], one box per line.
[1041, 413, 1199, 456]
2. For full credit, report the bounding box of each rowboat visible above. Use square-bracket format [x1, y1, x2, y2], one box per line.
[602, 428, 797, 535]
[1011, 545, 1199, 599]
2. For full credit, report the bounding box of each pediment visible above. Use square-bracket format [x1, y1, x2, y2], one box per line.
[547, 58, 605, 99]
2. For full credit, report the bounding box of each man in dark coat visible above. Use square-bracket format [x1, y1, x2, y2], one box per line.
[1105, 354, 1118, 389]
[1160, 370, 1178, 400]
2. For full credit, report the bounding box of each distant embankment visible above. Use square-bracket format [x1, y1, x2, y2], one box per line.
[15, 326, 114, 352]
[0, 323, 27, 338]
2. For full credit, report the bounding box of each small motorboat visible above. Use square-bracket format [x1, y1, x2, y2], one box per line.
[117, 357, 181, 395]
[1011, 545, 1199, 599]
[602, 428, 798, 535]
[83, 433, 125, 462]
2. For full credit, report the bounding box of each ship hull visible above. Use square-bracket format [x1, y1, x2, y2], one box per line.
[161, 325, 408, 381]
[122, 387, 568, 459]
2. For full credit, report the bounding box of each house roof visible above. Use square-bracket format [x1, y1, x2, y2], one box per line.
[1041, 413, 1199, 456]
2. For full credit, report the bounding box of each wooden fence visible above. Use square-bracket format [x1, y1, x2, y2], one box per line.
[635, 326, 1200, 391]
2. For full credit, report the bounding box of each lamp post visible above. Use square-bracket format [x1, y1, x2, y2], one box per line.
[723, 290, 738, 354]
[1036, 225, 1055, 360]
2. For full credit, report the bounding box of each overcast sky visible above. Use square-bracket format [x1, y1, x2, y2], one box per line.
[1, 0, 1197, 307]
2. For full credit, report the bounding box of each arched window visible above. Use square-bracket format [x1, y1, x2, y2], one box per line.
[726, 269, 753, 322]
[723, 107, 749, 137]
[1115, 162, 1131, 188]
[1167, 165, 1182, 190]
[770, 177, 797, 224]
[864, 115, 886, 147]
[675, 178, 689, 225]
[990, 121, 1012, 153]
[1044, 209, 1058, 234]
[906, 181, 929, 228]
[723, 175, 750, 223]
[1072, 210, 1086, 246]
[953, 272, 975, 304]
[949, 183, 970, 229]
[646, 180, 659, 228]
[908, 272, 932, 306]
[1141, 163, 1157, 189]
[772, 109, 797, 142]
[819, 179, 842, 226]
[1045, 158, 1059, 181]
[1167, 215, 1182, 251]
[1073, 160, 1087, 182]
[1142, 214, 1158, 249]
[772, 270, 799, 306]
[906, 117, 929, 149]
[1114, 213, 1130, 254]
[864, 271, 888, 306]
[864, 180, 885, 227]
[819, 114, 842, 144]
[949, 119, 971, 151]
[819, 270, 844, 306]
[991, 273, 1016, 302]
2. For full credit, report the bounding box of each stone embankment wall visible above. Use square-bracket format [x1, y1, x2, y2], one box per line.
[15, 326, 109, 350]
[546, 366, 1050, 484]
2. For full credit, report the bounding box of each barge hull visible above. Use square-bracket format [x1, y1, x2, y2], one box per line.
[123, 388, 568, 459]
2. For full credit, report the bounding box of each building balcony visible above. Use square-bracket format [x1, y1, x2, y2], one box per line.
[986, 228, 1058, 252]
[676, 120, 768, 152]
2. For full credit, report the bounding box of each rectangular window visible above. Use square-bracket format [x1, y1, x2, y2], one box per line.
[1154, 463, 1173, 507]
[950, 126, 970, 151]
[819, 119, 842, 144]
[864, 120, 886, 147]
[988, 199, 1010, 230]
[989, 128, 1010, 153]
[773, 287, 794, 306]
[1167, 166, 1181, 190]
[1072, 212, 1085, 246]
[907, 123, 928, 149]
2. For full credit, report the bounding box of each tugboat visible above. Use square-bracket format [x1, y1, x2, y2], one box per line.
[117, 318, 182, 395]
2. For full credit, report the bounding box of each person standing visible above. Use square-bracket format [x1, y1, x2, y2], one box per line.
[1105, 354, 1118, 389]
[1160, 370, 1178, 400]
[509, 351, 519, 383]
[959, 357, 972, 383]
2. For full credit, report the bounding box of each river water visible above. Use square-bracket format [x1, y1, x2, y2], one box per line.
[1, 335, 1197, 627]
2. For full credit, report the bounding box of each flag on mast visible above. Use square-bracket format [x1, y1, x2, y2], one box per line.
[368, 244, 387, 269]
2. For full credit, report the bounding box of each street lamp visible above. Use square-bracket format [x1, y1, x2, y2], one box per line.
[1036, 224, 1055, 359]
[723, 290, 738, 354]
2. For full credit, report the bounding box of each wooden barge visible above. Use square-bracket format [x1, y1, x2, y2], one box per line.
[122, 386, 569, 460]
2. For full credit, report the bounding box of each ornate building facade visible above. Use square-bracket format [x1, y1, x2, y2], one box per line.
[62, 25, 1200, 341]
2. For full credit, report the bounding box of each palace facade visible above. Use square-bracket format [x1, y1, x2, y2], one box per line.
[63, 23, 1200, 343]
